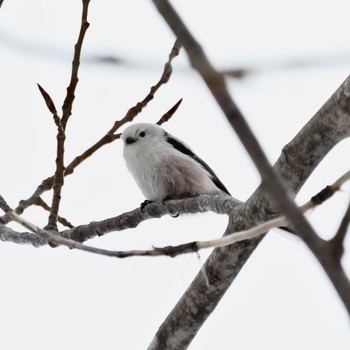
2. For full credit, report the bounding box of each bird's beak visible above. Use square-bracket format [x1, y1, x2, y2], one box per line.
[125, 137, 135, 144]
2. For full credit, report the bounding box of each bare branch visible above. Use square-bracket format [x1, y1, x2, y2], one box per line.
[46, 113, 66, 231]
[61, 0, 90, 129]
[0, 40, 182, 226]
[156, 98, 183, 125]
[0, 193, 325, 258]
[111, 95, 183, 141]
[7, 211, 139, 258]
[6, 196, 236, 259]
[36, 197, 74, 228]
[37, 82, 66, 231]
[0, 195, 237, 247]
[0, 224, 46, 247]
[149, 1, 350, 347]
[63, 194, 236, 242]
[61, 169, 350, 257]
[330, 199, 350, 259]
[2, 169, 349, 261]
[152, 0, 319, 245]
[37, 1, 91, 231]
[67, 39, 182, 150]
[0, 194, 11, 213]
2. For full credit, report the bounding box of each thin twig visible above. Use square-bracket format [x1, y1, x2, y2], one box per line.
[37, 1, 91, 231]
[0, 41, 182, 225]
[37, 82, 65, 230]
[8, 211, 130, 258]
[36, 197, 74, 228]
[156, 98, 183, 125]
[46, 113, 66, 231]
[61, 0, 90, 129]
[60, 39, 181, 176]
[111, 97, 183, 140]
[0, 194, 11, 213]
[47, 126, 65, 230]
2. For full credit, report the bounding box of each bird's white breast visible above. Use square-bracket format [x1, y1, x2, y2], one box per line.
[124, 139, 221, 201]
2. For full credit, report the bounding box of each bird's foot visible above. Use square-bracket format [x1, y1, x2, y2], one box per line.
[162, 195, 172, 205]
[162, 196, 179, 218]
[140, 200, 153, 213]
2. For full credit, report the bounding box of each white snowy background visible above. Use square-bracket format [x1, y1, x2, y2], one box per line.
[0, 0, 350, 349]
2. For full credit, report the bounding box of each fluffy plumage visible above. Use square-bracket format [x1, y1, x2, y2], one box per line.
[122, 123, 230, 202]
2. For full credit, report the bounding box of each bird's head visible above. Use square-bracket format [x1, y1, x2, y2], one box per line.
[122, 123, 166, 149]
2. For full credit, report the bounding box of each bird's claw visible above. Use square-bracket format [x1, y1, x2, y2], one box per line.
[161, 196, 172, 204]
[140, 199, 153, 212]
[162, 196, 179, 218]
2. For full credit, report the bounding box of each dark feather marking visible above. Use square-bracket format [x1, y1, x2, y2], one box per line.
[166, 134, 231, 195]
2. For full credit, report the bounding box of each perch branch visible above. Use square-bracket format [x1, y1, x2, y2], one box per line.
[59, 169, 350, 257]
[1, 170, 349, 259]
[0, 195, 236, 247]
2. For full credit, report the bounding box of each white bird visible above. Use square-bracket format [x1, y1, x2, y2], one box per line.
[122, 123, 230, 209]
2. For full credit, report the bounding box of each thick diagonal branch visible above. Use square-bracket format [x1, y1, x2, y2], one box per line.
[330, 200, 350, 259]
[149, 1, 350, 347]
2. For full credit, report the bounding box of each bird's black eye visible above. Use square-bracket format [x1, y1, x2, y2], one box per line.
[139, 131, 146, 137]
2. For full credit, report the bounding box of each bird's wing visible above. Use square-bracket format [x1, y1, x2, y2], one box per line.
[165, 134, 231, 195]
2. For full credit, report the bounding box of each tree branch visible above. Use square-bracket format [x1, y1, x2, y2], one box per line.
[156, 98, 183, 125]
[152, 0, 320, 247]
[46, 111, 65, 231]
[0, 40, 181, 226]
[329, 199, 350, 260]
[46, 0, 90, 230]
[149, 1, 350, 347]
[0, 195, 235, 246]
[36, 197, 74, 228]
[61, 0, 90, 129]
[0, 194, 12, 213]
[1, 170, 349, 259]
[0, 224, 46, 247]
